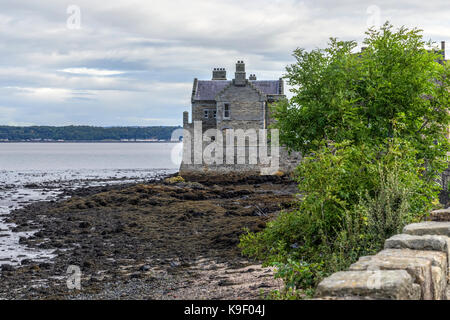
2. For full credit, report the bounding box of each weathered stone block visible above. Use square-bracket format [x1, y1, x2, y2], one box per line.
[349, 255, 433, 299]
[376, 249, 447, 300]
[428, 208, 450, 222]
[431, 266, 446, 300]
[403, 222, 450, 237]
[384, 234, 450, 263]
[316, 270, 421, 300]
[377, 249, 447, 270]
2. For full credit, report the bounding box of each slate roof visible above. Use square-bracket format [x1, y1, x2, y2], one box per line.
[251, 81, 280, 96]
[193, 80, 281, 101]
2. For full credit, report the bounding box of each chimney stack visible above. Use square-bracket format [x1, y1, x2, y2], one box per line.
[234, 60, 246, 86]
[183, 111, 189, 126]
[212, 68, 226, 80]
[278, 78, 284, 95]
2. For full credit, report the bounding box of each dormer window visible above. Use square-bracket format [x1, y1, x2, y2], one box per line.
[204, 109, 209, 119]
[224, 103, 230, 119]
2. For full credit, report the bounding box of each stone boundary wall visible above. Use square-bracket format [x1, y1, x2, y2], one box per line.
[316, 217, 450, 300]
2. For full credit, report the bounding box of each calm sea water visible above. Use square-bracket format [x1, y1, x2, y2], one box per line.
[0, 142, 181, 171]
[0, 142, 181, 266]
[0, 142, 181, 185]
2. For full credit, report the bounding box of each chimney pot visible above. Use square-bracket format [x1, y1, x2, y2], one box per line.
[212, 67, 226, 80]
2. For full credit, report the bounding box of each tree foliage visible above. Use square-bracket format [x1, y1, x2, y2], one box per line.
[0, 125, 181, 141]
[273, 22, 450, 178]
[240, 23, 450, 298]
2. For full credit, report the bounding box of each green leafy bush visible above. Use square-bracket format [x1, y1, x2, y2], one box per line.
[272, 259, 324, 290]
[239, 23, 448, 298]
[272, 23, 449, 180]
[240, 139, 439, 297]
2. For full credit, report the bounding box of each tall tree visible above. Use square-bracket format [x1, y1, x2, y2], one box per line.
[273, 22, 450, 180]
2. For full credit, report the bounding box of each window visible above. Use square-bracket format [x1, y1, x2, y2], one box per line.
[204, 109, 209, 119]
[224, 103, 230, 118]
[213, 110, 217, 119]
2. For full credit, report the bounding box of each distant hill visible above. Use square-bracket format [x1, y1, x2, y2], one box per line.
[0, 125, 182, 141]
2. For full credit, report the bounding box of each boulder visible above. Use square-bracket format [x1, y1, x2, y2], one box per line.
[316, 270, 421, 300]
[403, 222, 450, 237]
[349, 255, 432, 299]
[376, 249, 447, 300]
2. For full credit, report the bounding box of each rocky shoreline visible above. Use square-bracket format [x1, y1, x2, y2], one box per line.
[0, 174, 297, 299]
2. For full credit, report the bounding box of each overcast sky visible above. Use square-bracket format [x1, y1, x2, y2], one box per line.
[0, 0, 448, 127]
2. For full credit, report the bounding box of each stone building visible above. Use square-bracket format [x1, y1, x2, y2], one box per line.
[188, 60, 285, 131]
[180, 60, 301, 176]
[179, 43, 447, 178]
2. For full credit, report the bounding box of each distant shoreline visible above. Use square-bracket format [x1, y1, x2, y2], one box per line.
[0, 125, 182, 143]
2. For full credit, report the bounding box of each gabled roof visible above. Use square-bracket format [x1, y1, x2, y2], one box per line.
[192, 79, 282, 101]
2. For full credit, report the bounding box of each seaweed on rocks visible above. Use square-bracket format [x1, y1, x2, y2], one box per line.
[0, 174, 297, 299]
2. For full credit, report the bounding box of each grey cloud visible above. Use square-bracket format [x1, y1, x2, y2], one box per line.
[0, 0, 448, 126]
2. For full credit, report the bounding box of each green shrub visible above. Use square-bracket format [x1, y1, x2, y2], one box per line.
[239, 23, 448, 299]
[239, 139, 439, 297]
[272, 259, 324, 291]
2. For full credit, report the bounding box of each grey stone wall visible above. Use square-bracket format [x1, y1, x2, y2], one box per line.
[179, 140, 301, 176]
[316, 220, 450, 300]
[181, 87, 301, 176]
[216, 83, 265, 130]
[191, 101, 217, 130]
[181, 62, 293, 176]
